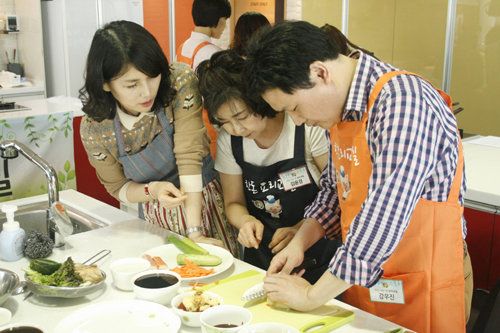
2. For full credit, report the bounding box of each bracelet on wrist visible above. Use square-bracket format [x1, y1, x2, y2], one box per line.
[186, 226, 205, 236]
[144, 182, 155, 200]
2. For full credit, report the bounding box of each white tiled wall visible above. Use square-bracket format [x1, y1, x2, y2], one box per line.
[0, 0, 18, 71]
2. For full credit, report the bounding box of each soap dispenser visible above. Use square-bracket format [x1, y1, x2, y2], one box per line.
[0, 204, 26, 261]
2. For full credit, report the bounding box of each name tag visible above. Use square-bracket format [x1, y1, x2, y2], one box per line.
[369, 279, 405, 304]
[279, 166, 312, 191]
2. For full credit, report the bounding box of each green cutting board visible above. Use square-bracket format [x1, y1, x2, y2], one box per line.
[201, 270, 353, 330]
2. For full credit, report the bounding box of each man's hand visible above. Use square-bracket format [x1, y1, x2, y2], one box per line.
[269, 226, 299, 254]
[267, 243, 304, 275]
[263, 274, 320, 312]
[265, 270, 352, 313]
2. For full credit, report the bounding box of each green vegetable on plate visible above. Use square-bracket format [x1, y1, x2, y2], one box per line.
[181, 237, 209, 255]
[177, 254, 222, 266]
[24, 257, 83, 287]
[168, 235, 207, 255]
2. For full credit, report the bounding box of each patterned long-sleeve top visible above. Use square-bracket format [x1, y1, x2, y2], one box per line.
[304, 52, 467, 287]
[80, 62, 210, 200]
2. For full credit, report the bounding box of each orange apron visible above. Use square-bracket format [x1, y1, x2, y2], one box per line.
[176, 40, 218, 158]
[330, 71, 465, 333]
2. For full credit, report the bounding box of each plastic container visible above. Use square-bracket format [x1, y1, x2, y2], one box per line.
[0, 204, 26, 261]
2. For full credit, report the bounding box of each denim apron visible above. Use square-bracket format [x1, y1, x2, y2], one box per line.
[114, 107, 217, 188]
[113, 108, 239, 256]
[232, 125, 339, 283]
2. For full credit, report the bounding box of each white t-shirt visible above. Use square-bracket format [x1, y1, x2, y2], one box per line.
[178, 31, 222, 70]
[215, 114, 328, 185]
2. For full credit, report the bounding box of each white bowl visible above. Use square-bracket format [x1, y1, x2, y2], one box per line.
[200, 305, 252, 333]
[0, 308, 12, 326]
[0, 325, 44, 333]
[110, 257, 150, 291]
[132, 270, 181, 305]
[0, 268, 19, 306]
[170, 290, 223, 327]
[239, 322, 301, 333]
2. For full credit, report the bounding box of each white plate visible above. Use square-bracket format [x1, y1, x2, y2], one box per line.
[143, 243, 234, 282]
[54, 300, 181, 333]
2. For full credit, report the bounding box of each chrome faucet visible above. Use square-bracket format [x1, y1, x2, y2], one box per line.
[0, 140, 67, 247]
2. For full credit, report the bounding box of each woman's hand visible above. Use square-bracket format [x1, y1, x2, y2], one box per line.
[238, 216, 264, 249]
[188, 231, 224, 248]
[149, 181, 188, 209]
[269, 225, 299, 254]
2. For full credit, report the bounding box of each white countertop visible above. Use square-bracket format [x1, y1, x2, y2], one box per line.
[462, 136, 500, 210]
[0, 85, 45, 96]
[0, 190, 405, 333]
[0, 97, 84, 120]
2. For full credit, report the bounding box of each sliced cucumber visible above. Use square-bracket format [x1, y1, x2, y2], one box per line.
[168, 235, 206, 255]
[177, 254, 222, 266]
[181, 237, 209, 255]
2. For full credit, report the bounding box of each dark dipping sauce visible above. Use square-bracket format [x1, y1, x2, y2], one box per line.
[214, 324, 239, 328]
[134, 273, 178, 288]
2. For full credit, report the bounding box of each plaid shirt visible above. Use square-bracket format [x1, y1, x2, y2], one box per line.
[304, 52, 467, 287]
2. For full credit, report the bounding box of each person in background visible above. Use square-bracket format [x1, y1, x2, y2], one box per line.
[176, 0, 231, 70]
[79, 20, 239, 256]
[196, 50, 339, 283]
[244, 21, 472, 333]
[176, 0, 231, 158]
[320, 23, 376, 58]
[230, 12, 270, 57]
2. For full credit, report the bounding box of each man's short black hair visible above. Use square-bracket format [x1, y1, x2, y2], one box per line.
[244, 20, 340, 101]
[192, 0, 231, 27]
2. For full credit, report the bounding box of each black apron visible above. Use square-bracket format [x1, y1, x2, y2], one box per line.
[232, 125, 339, 283]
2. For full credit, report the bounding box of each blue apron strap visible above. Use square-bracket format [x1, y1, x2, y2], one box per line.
[113, 114, 127, 157]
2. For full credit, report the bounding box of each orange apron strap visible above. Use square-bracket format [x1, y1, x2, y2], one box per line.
[175, 41, 185, 62]
[367, 71, 413, 110]
[447, 138, 464, 204]
[191, 41, 212, 60]
[176, 41, 212, 69]
[367, 70, 464, 204]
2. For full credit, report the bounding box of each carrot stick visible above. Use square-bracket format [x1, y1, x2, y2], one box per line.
[170, 258, 215, 278]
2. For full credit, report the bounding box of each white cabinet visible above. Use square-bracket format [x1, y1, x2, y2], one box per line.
[41, 0, 143, 98]
[0, 86, 45, 102]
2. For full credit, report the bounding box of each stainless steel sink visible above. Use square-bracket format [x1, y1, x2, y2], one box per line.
[0, 201, 108, 236]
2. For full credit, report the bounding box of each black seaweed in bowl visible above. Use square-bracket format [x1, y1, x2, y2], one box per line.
[0, 326, 44, 333]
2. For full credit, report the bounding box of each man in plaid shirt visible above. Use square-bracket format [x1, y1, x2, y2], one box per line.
[244, 21, 472, 333]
